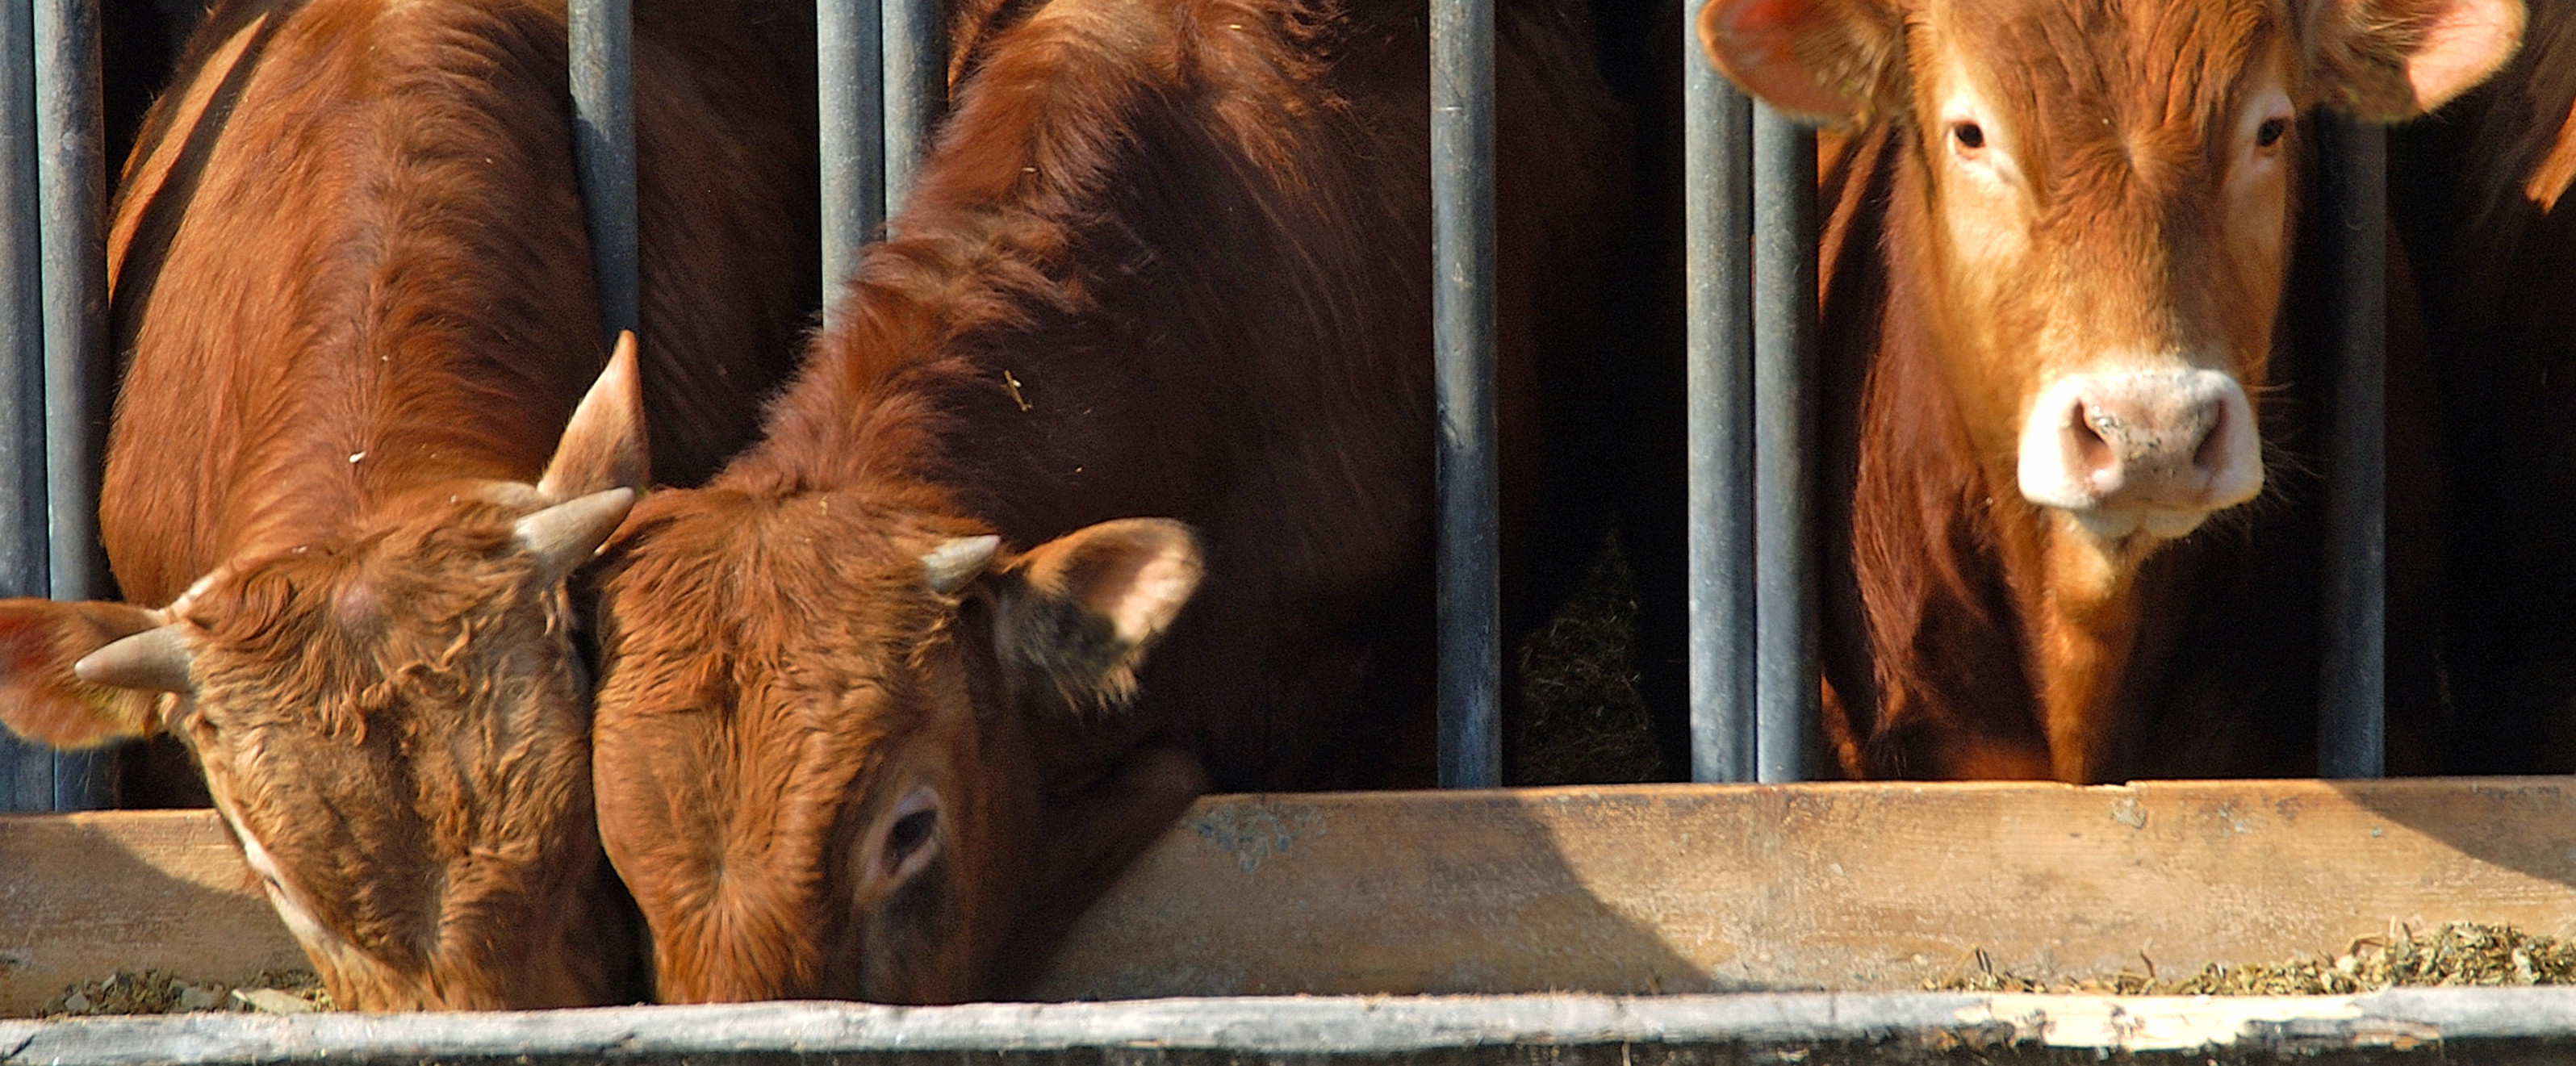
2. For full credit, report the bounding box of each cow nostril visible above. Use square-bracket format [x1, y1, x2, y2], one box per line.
[2069, 399, 2118, 475]
[2189, 399, 2230, 478]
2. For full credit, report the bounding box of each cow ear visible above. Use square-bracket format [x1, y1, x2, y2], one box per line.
[1696, 0, 1906, 124]
[984, 519, 1203, 710]
[0, 600, 171, 747]
[538, 330, 650, 501]
[2309, 0, 2524, 119]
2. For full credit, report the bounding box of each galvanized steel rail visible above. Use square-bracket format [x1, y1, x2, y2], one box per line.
[0, 0, 110, 811]
[1680, 9, 1755, 785]
[818, 0, 885, 317]
[0, 0, 53, 810]
[2319, 117, 2388, 779]
[1748, 107, 1818, 784]
[880, 0, 942, 218]
[568, 0, 638, 341]
[1432, 0, 1500, 788]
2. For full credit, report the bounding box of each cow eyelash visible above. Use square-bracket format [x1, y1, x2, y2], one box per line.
[2256, 118, 2288, 148]
[1951, 121, 1986, 151]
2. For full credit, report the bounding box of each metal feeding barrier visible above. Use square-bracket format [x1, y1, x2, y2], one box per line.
[0, 0, 2386, 809]
[0, 0, 111, 812]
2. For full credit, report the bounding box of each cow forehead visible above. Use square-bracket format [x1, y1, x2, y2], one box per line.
[1924, 0, 2284, 129]
[600, 490, 965, 694]
[194, 497, 535, 629]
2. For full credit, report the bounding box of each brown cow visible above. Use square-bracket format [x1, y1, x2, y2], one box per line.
[1694, 0, 2518, 781]
[588, 0, 1629, 1002]
[0, 0, 814, 1009]
[2399, 0, 2576, 772]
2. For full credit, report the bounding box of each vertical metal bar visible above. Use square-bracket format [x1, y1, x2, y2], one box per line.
[0, 0, 49, 811]
[818, 0, 884, 317]
[2319, 116, 2386, 778]
[1683, 15, 1755, 784]
[33, 0, 110, 810]
[1752, 106, 1817, 784]
[880, 0, 942, 219]
[569, 0, 638, 340]
[1432, 0, 1497, 788]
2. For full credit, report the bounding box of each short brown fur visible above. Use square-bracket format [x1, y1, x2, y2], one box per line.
[592, 0, 1629, 1002]
[0, 0, 817, 1009]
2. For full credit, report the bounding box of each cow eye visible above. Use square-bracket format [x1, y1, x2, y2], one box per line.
[2256, 118, 2288, 148]
[884, 809, 938, 870]
[1951, 121, 1985, 151]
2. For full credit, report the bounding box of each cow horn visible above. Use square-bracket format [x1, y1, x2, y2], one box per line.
[922, 535, 1002, 595]
[75, 625, 196, 694]
[514, 487, 638, 582]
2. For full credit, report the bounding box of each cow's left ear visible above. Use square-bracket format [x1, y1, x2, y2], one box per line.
[2309, 0, 2524, 119]
[0, 600, 171, 747]
[964, 519, 1203, 710]
[537, 329, 650, 500]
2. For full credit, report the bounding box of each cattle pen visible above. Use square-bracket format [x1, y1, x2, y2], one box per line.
[1, 1, 2570, 1064]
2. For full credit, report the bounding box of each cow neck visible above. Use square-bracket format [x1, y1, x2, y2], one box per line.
[106, 1, 606, 601]
[1824, 123, 2037, 778]
[713, 19, 1304, 544]
[207, 332, 583, 567]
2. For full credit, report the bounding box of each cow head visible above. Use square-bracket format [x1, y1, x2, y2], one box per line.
[1699, 0, 2518, 777]
[1701, 0, 2515, 577]
[588, 489, 1204, 1003]
[0, 336, 652, 1009]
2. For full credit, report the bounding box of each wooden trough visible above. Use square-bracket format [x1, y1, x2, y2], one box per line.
[8, 777, 2576, 1060]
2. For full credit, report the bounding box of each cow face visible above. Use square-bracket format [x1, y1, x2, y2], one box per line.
[1698, 0, 2518, 586]
[0, 339, 650, 1010]
[589, 492, 1201, 1004]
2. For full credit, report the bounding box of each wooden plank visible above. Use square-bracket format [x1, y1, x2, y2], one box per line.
[8, 780, 2576, 1016]
[15, 988, 2576, 1064]
[0, 809, 303, 1016]
[1036, 778, 2576, 998]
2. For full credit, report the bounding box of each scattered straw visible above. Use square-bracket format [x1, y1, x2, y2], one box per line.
[1511, 531, 1660, 785]
[35, 968, 331, 1018]
[1930, 922, 2576, 996]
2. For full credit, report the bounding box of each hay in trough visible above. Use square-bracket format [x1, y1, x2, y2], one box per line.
[1509, 530, 1661, 785]
[36, 968, 329, 1018]
[1930, 922, 2576, 996]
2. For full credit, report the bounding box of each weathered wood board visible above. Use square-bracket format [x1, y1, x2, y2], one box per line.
[0, 810, 305, 1016]
[7, 779, 2576, 1017]
[1034, 778, 2576, 998]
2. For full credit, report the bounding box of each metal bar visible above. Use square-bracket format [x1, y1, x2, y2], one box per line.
[818, 0, 884, 316]
[1431, 0, 1497, 788]
[2318, 116, 2386, 778]
[1683, 15, 1755, 784]
[33, 0, 109, 810]
[1751, 106, 1817, 784]
[880, 0, 942, 218]
[0, 0, 49, 811]
[569, 0, 638, 340]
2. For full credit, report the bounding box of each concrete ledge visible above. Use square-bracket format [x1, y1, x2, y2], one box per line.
[12, 989, 2576, 1064]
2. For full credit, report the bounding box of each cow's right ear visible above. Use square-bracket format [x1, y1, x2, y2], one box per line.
[537, 329, 650, 501]
[1696, 0, 1906, 124]
[975, 519, 1204, 712]
[0, 600, 171, 747]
